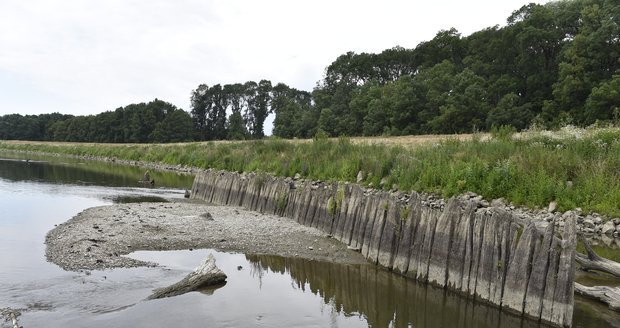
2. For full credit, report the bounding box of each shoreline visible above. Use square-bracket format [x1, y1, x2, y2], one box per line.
[0, 148, 199, 175]
[6, 148, 619, 247]
[45, 201, 368, 271]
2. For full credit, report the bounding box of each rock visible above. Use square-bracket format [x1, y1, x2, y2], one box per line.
[602, 220, 616, 235]
[184, 190, 190, 198]
[583, 219, 595, 229]
[356, 171, 364, 183]
[548, 201, 557, 213]
[566, 180, 573, 188]
[613, 218, 620, 225]
[491, 198, 505, 207]
[200, 212, 214, 221]
[601, 234, 614, 247]
[593, 216, 603, 225]
[147, 254, 227, 300]
[294, 173, 301, 180]
[380, 177, 388, 186]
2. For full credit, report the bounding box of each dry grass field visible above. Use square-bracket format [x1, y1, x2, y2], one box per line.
[2, 133, 491, 148]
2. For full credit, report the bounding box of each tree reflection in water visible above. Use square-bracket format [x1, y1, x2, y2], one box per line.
[247, 254, 548, 328]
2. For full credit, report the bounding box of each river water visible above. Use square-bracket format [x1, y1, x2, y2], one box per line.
[0, 152, 618, 328]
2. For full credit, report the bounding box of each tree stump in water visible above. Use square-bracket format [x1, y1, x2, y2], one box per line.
[147, 254, 227, 300]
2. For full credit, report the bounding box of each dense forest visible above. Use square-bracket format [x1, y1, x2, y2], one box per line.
[1, 0, 618, 142]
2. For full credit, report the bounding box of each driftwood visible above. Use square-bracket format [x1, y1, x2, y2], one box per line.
[575, 235, 620, 278]
[147, 254, 227, 300]
[574, 283, 620, 311]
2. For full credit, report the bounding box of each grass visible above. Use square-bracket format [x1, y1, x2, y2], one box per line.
[2, 126, 620, 218]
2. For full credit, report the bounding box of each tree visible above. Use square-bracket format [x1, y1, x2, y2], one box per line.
[317, 108, 337, 136]
[226, 112, 247, 140]
[552, 0, 620, 124]
[585, 74, 620, 122]
[150, 109, 193, 142]
[190, 84, 210, 141]
[487, 93, 534, 130]
[190, 84, 228, 140]
[242, 80, 272, 138]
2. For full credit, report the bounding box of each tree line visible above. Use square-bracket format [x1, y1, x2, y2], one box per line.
[0, 100, 193, 143]
[305, 0, 619, 136]
[1, 0, 618, 142]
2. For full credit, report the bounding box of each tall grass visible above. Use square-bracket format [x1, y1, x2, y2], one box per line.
[2, 126, 620, 217]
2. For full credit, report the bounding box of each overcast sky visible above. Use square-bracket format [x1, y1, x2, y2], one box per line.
[1, 0, 549, 123]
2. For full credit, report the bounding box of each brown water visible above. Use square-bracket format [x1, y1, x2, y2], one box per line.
[0, 152, 618, 328]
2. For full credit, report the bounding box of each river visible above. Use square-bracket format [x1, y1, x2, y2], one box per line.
[0, 152, 617, 328]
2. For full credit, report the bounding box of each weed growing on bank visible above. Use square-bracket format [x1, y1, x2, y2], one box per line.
[2, 126, 620, 217]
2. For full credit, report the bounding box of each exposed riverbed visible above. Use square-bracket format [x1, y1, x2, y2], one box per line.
[45, 202, 367, 271]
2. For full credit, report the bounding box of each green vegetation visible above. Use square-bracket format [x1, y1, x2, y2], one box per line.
[327, 197, 336, 216]
[0, 99, 193, 143]
[276, 192, 288, 212]
[3, 125, 620, 217]
[1, 0, 618, 142]
[400, 206, 411, 222]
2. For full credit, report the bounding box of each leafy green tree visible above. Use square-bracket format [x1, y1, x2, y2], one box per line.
[190, 84, 228, 140]
[226, 112, 247, 140]
[428, 68, 490, 133]
[487, 93, 534, 130]
[363, 99, 388, 136]
[415, 60, 455, 132]
[585, 74, 620, 121]
[552, 0, 620, 124]
[414, 28, 466, 70]
[190, 84, 211, 140]
[150, 109, 193, 142]
[317, 108, 337, 136]
[272, 83, 314, 138]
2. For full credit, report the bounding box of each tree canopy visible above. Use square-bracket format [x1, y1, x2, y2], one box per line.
[1, 0, 618, 142]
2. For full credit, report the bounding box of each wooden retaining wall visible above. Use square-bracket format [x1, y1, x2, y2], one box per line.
[191, 170, 576, 327]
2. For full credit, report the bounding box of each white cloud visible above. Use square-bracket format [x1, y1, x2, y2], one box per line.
[0, 0, 548, 118]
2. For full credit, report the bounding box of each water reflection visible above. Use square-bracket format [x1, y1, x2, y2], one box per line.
[246, 255, 543, 328]
[0, 152, 193, 189]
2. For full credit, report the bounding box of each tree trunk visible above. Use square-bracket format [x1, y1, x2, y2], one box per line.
[574, 283, 620, 311]
[147, 254, 227, 300]
[575, 236, 620, 278]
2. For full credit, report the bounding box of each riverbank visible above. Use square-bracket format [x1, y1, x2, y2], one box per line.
[3, 126, 620, 218]
[45, 201, 367, 271]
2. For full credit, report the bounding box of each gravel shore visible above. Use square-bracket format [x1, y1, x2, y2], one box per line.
[45, 201, 367, 271]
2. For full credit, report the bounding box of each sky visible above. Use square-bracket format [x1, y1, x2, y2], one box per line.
[0, 0, 550, 131]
